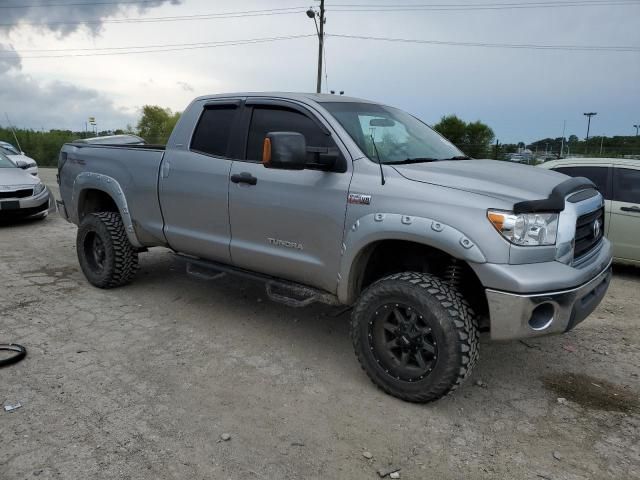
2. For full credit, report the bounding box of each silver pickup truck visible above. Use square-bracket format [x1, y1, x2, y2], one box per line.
[57, 93, 612, 402]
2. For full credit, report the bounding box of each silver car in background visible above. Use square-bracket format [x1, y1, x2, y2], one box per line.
[0, 151, 50, 221]
[0, 141, 39, 177]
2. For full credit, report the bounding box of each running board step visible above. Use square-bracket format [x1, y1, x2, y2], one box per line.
[266, 280, 330, 308]
[179, 254, 339, 308]
[186, 262, 226, 281]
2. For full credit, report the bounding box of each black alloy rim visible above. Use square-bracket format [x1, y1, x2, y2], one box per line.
[368, 303, 439, 382]
[84, 232, 106, 272]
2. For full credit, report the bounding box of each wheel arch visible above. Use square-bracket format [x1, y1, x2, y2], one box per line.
[337, 213, 488, 309]
[72, 172, 142, 248]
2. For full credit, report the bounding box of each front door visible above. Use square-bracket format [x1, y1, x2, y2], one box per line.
[228, 101, 352, 292]
[609, 166, 640, 262]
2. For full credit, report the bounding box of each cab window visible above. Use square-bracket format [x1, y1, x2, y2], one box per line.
[245, 106, 343, 171]
[191, 105, 239, 157]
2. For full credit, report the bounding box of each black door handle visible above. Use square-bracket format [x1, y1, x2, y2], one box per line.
[621, 205, 640, 213]
[230, 172, 257, 186]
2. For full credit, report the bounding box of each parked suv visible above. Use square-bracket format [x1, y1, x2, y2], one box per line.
[541, 158, 640, 265]
[57, 93, 612, 402]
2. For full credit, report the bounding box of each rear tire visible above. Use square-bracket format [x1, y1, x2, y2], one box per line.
[77, 212, 139, 288]
[351, 272, 479, 402]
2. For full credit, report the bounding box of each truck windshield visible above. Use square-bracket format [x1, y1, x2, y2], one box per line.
[322, 102, 466, 164]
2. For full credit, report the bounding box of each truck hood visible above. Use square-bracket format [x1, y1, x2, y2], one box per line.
[392, 159, 567, 205]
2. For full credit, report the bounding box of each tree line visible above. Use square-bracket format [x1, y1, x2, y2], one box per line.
[1, 106, 637, 167]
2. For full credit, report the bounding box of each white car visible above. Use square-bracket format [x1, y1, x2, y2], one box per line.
[0, 150, 50, 221]
[0, 141, 39, 177]
[540, 157, 640, 266]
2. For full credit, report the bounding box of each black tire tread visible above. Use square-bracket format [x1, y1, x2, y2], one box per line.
[351, 271, 479, 403]
[79, 212, 139, 288]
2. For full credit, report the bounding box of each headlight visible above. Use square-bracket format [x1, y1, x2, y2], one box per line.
[33, 182, 46, 196]
[487, 210, 558, 246]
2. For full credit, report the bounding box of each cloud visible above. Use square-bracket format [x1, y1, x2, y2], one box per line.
[0, 0, 181, 130]
[177, 81, 194, 92]
[0, 43, 135, 130]
[0, 0, 181, 36]
[0, 44, 20, 73]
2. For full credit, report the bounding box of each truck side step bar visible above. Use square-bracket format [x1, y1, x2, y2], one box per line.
[179, 254, 340, 308]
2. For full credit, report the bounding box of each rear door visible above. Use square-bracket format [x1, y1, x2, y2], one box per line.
[608, 166, 640, 262]
[159, 100, 242, 262]
[227, 99, 352, 292]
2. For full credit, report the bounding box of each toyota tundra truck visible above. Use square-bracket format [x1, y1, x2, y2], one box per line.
[57, 93, 612, 402]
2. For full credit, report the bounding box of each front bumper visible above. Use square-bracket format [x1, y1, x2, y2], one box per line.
[0, 188, 50, 219]
[486, 260, 612, 340]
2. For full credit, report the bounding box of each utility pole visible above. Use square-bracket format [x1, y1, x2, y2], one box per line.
[599, 135, 604, 155]
[559, 120, 566, 158]
[494, 139, 500, 160]
[634, 124, 639, 136]
[307, 0, 326, 94]
[583, 112, 597, 154]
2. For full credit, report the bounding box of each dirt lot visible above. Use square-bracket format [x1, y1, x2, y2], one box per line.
[1, 168, 639, 479]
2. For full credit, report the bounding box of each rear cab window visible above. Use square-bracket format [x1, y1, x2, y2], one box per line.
[190, 105, 239, 158]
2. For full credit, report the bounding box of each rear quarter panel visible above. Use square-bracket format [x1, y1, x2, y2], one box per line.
[59, 144, 167, 246]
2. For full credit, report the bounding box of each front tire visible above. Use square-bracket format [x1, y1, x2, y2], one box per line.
[351, 272, 479, 402]
[77, 212, 139, 288]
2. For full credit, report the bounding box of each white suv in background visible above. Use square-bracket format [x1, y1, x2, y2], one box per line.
[540, 158, 640, 266]
[0, 141, 39, 177]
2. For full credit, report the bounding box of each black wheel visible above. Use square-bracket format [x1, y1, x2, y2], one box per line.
[77, 212, 139, 288]
[351, 272, 479, 402]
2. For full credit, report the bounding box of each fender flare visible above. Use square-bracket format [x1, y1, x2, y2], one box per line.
[72, 172, 143, 248]
[336, 213, 487, 304]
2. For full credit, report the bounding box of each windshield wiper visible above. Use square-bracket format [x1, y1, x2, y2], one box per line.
[446, 156, 471, 160]
[392, 157, 440, 165]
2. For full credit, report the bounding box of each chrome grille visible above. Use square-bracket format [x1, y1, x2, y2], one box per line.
[574, 207, 604, 261]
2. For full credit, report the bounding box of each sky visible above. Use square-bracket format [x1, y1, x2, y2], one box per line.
[0, 0, 638, 143]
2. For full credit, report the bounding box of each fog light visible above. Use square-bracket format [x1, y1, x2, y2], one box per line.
[529, 303, 554, 330]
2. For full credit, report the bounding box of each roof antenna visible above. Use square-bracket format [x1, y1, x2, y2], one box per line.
[4, 113, 23, 153]
[370, 134, 385, 186]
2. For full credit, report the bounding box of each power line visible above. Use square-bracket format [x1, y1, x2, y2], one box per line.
[0, 0, 164, 8]
[1, 1, 636, 28]
[328, 33, 640, 52]
[0, 35, 316, 59]
[328, 0, 640, 10]
[0, 7, 309, 28]
[4, 32, 636, 60]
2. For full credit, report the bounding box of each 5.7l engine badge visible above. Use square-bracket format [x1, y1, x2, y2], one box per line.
[348, 193, 372, 205]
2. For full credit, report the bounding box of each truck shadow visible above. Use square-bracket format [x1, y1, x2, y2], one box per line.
[119, 250, 637, 410]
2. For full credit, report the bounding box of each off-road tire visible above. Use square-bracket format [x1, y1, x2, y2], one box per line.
[351, 272, 479, 402]
[77, 212, 139, 289]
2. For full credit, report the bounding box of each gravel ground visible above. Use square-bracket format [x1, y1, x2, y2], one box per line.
[1, 169, 639, 480]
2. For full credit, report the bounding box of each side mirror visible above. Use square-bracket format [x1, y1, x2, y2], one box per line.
[262, 132, 307, 170]
[15, 160, 28, 169]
